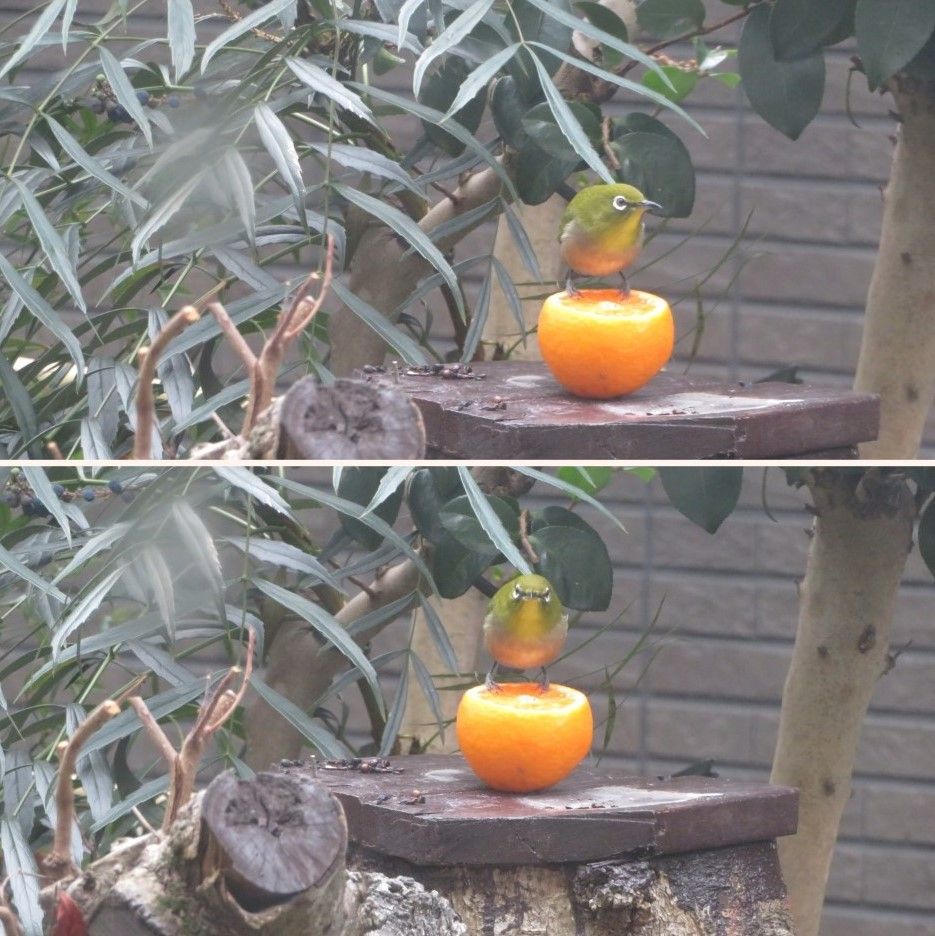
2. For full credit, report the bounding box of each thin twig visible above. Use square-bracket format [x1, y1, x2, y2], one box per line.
[132, 306, 200, 459]
[602, 116, 620, 171]
[131, 806, 158, 835]
[45, 442, 64, 460]
[43, 700, 121, 880]
[519, 509, 540, 565]
[128, 696, 177, 770]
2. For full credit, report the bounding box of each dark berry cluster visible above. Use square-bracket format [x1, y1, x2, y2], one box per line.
[1, 473, 132, 519]
[88, 75, 183, 124]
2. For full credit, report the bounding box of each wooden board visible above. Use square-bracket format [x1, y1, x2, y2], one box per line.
[310, 754, 799, 867]
[375, 362, 880, 459]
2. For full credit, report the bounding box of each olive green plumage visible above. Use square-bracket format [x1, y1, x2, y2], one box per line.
[483, 574, 569, 690]
[558, 183, 661, 292]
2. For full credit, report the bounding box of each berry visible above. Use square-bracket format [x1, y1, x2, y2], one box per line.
[90, 98, 105, 114]
[136, 89, 150, 105]
[33, 502, 50, 517]
[21, 498, 35, 516]
[52, 483, 65, 496]
[81, 487, 96, 502]
[107, 104, 132, 123]
[107, 479, 124, 494]
[2, 492, 20, 508]
[167, 93, 180, 108]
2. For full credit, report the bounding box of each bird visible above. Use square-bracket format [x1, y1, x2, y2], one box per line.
[483, 574, 569, 693]
[558, 183, 662, 296]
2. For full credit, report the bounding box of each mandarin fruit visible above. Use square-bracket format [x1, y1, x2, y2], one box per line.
[456, 682, 593, 792]
[538, 288, 674, 398]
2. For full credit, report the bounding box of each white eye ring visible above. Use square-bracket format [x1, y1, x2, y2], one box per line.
[612, 194, 630, 211]
[512, 585, 522, 600]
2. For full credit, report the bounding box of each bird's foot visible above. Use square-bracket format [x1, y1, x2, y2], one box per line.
[537, 668, 550, 693]
[564, 273, 580, 298]
[618, 272, 631, 298]
[485, 672, 503, 692]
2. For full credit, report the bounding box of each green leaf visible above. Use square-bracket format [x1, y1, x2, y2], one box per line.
[331, 280, 429, 365]
[441, 43, 519, 121]
[11, 178, 85, 312]
[251, 577, 384, 711]
[131, 169, 206, 263]
[201, 0, 297, 71]
[0, 253, 85, 377]
[417, 592, 460, 672]
[0, 354, 40, 458]
[308, 142, 421, 193]
[455, 467, 530, 572]
[637, 0, 705, 38]
[80, 417, 112, 460]
[249, 676, 350, 758]
[460, 264, 492, 362]
[770, 0, 853, 61]
[167, 0, 196, 79]
[337, 467, 406, 550]
[90, 775, 169, 833]
[555, 466, 613, 497]
[513, 467, 627, 533]
[398, 0, 426, 49]
[413, 0, 495, 98]
[22, 466, 72, 546]
[219, 149, 256, 248]
[410, 651, 446, 738]
[491, 75, 529, 149]
[99, 47, 153, 149]
[407, 467, 462, 543]
[739, 5, 825, 140]
[503, 203, 543, 279]
[53, 522, 130, 583]
[0, 540, 67, 602]
[379, 651, 410, 756]
[364, 466, 413, 516]
[855, 0, 935, 89]
[255, 103, 304, 205]
[286, 56, 375, 123]
[613, 130, 695, 217]
[575, 1, 629, 42]
[0, 0, 67, 80]
[0, 819, 42, 936]
[65, 703, 113, 822]
[214, 467, 295, 519]
[658, 467, 742, 533]
[642, 64, 698, 103]
[171, 501, 225, 621]
[918, 498, 935, 579]
[224, 537, 344, 591]
[432, 531, 496, 598]
[333, 184, 464, 315]
[529, 52, 614, 183]
[529, 523, 612, 611]
[51, 567, 124, 660]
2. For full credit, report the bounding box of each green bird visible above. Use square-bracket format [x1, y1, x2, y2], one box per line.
[558, 183, 662, 296]
[483, 574, 569, 692]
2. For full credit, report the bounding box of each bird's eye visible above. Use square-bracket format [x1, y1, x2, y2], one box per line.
[612, 195, 630, 211]
[512, 585, 523, 600]
[542, 588, 551, 601]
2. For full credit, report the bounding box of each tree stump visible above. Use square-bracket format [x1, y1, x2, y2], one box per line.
[278, 376, 426, 458]
[315, 754, 800, 935]
[63, 770, 464, 936]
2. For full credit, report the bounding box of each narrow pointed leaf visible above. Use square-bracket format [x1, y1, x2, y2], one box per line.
[51, 567, 124, 660]
[443, 43, 519, 119]
[65, 704, 113, 822]
[398, 0, 425, 49]
[308, 142, 422, 193]
[413, 0, 495, 98]
[167, 0, 196, 79]
[364, 466, 413, 515]
[417, 592, 460, 672]
[172, 501, 226, 620]
[286, 56, 374, 123]
[0, 0, 67, 79]
[0, 819, 43, 935]
[254, 103, 304, 202]
[514, 466, 627, 532]
[214, 467, 295, 519]
[456, 466, 531, 573]
[99, 47, 153, 148]
[0, 541, 67, 601]
[224, 537, 345, 592]
[202, 0, 297, 71]
[131, 170, 204, 262]
[460, 264, 492, 362]
[22, 467, 72, 546]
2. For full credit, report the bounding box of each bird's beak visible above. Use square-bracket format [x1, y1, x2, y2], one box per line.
[640, 200, 663, 214]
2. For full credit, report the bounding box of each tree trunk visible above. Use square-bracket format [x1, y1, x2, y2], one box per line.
[854, 80, 935, 457]
[769, 469, 915, 935]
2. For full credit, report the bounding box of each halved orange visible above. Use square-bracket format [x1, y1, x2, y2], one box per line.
[538, 288, 674, 398]
[456, 683, 593, 792]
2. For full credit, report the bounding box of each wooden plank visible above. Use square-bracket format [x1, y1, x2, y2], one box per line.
[311, 754, 799, 866]
[373, 361, 880, 459]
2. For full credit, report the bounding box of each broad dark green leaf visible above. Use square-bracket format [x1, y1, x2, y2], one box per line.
[337, 467, 406, 550]
[637, 0, 705, 38]
[739, 4, 825, 140]
[448, 475, 526, 572]
[529, 523, 613, 611]
[491, 75, 529, 149]
[658, 467, 742, 534]
[515, 102, 589, 204]
[770, 0, 853, 61]
[407, 467, 462, 543]
[855, 0, 935, 89]
[555, 466, 613, 498]
[421, 57, 489, 155]
[642, 64, 698, 102]
[613, 130, 695, 217]
[432, 532, 497, 598]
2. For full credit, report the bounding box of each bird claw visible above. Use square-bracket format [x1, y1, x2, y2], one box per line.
[485, 673, 502, 692]
[537, 668, 550, 693]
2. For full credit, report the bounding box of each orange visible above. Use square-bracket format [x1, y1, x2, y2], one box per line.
[456, 683, 593, 792]
[537, 288, 674, 398]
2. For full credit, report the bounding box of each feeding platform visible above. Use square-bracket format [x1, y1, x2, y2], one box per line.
[376, 360, 879, 459]
[313, 753, 799, 934]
